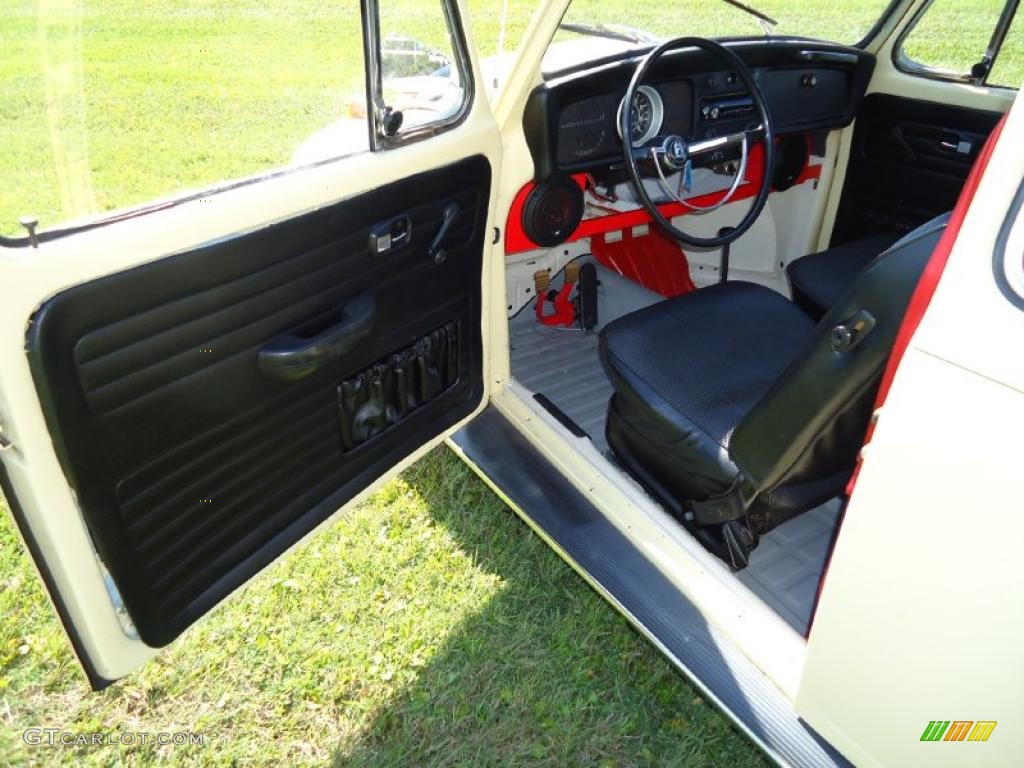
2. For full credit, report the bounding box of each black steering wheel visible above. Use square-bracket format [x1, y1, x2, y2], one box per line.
[621, 38, 775, 249]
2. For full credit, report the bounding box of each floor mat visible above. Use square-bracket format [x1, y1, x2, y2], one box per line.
[736, 499, 842, 635]
[509, 311, 613, 454]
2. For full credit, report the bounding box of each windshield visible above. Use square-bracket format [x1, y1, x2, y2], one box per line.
[543, 0, 894, 74]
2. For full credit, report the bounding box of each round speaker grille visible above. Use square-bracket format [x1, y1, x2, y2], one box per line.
[522, 177, 584, 247]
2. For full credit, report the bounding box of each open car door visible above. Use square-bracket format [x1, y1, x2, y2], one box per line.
[0, 0, 500, 688]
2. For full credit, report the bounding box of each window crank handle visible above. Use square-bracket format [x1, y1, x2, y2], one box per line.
[429, 203, 459, 266]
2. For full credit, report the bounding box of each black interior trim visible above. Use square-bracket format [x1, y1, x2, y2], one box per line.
[830, 94, 1002, 246]
[993, 178, 1024, 311]
[26, 155, 491, 648]
[533, 393, 589, 439]
[526, 39, 875, 180]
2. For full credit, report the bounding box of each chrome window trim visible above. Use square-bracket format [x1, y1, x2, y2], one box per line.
[365, 0, 476, 151]
[892, 0, 1021, 88]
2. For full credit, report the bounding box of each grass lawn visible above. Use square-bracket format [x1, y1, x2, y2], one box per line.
[0, 0, 1019, 764]
[0, 449, 767, 766]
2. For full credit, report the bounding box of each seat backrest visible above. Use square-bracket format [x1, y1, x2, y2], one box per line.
[729, 213, 951, 497]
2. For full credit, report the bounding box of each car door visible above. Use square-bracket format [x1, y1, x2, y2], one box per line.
[798, 99, 1024, 768]
[828, 0, 1019, 246]
[0, 0, 501, 688]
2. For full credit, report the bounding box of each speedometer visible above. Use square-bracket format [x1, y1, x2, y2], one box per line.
[618, 85, 664, 147]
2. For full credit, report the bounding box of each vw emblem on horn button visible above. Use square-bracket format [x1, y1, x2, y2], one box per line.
[663, 135, 687, 169]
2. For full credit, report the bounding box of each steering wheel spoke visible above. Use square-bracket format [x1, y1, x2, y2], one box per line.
[620, 38, 775, 249]
[688, 123, 764, 154]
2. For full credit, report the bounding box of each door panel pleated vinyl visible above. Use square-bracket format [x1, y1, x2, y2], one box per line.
[27, 156, 491, 646]
[831, 94, 1002, 245]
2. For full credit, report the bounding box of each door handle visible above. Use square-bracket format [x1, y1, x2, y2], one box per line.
[258, 293, 376, 382]
[939, 132, 972, 155]
[369, 215, 412, 256]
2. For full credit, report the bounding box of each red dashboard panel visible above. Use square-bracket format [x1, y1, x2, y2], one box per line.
[505, 141, 821, 256]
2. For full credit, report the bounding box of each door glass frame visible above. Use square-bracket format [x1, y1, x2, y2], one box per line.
[363, 0, 476, 151]
[1, 0, 477, 250]
[893, 0, 1021, 87]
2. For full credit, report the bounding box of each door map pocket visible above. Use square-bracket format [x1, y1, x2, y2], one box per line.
[337, 319, 460, 452]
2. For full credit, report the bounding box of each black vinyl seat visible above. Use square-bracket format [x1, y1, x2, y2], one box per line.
[787, 232, 901, 319]
[600, 214, 950, 568]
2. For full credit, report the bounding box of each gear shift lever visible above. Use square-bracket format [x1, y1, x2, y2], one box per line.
[718, 226, 734, 283]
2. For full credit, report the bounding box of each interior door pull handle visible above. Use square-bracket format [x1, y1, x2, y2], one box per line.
[369, 215, 412, 256]
[429, 203, 459, 266]
[258, 293, 377, 382]
[940, 133, 972, 155]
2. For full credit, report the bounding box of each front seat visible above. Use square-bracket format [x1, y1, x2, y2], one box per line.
[786, 232, 901, 319]
[599, 214, 950, 568]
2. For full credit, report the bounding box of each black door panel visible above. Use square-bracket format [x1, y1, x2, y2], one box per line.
[27, 155, 491, 647]
[831, 94, 1002, 245]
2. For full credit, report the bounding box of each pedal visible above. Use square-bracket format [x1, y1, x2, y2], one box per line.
[577, 262, 598, 330]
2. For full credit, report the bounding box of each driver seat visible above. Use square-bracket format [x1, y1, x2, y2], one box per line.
[599, 214, 950, 568]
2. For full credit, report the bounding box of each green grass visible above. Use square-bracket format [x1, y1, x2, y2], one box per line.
[0, 449, 767, 766]
[2, 0, 1020, 236]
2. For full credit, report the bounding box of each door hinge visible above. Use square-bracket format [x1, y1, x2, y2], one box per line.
[492, 227, 501, 245]
[97, 556, 138, 640]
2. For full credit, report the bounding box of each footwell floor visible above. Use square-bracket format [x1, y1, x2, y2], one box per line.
[508, 310, 613, 455]
[509, 304, 840, 637]
[736, 499, 842, 633]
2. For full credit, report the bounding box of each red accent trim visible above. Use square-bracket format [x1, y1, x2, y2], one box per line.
[535, 279, 578, 326]
[807, 112, 1009, 640]
[505, 140, 822, 256]
[591, 227, 697, 297]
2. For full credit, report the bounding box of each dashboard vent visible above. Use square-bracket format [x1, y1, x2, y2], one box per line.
[557, 93, 620, 164]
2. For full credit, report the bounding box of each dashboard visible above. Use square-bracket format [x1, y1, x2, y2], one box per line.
[524, 39, 876, 181]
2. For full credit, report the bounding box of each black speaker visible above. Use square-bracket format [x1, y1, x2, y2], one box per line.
[772, 134, 810, 192]
[522, 177, 584, 247]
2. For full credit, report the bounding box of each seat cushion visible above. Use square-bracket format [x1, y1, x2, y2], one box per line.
[599, 281, 816, 504]
[787, 233, 899, 319]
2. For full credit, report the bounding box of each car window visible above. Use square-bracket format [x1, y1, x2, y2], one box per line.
[466, 0, 535, 99]
[899, 0, 1021, 87]
[542, 0, 894, 75]
[1, 0, 472, 240]
[373, 0, 472, 142]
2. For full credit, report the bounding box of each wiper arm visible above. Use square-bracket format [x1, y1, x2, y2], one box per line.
[721, 0, 778, 35]
[558, 22, 654, 45]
